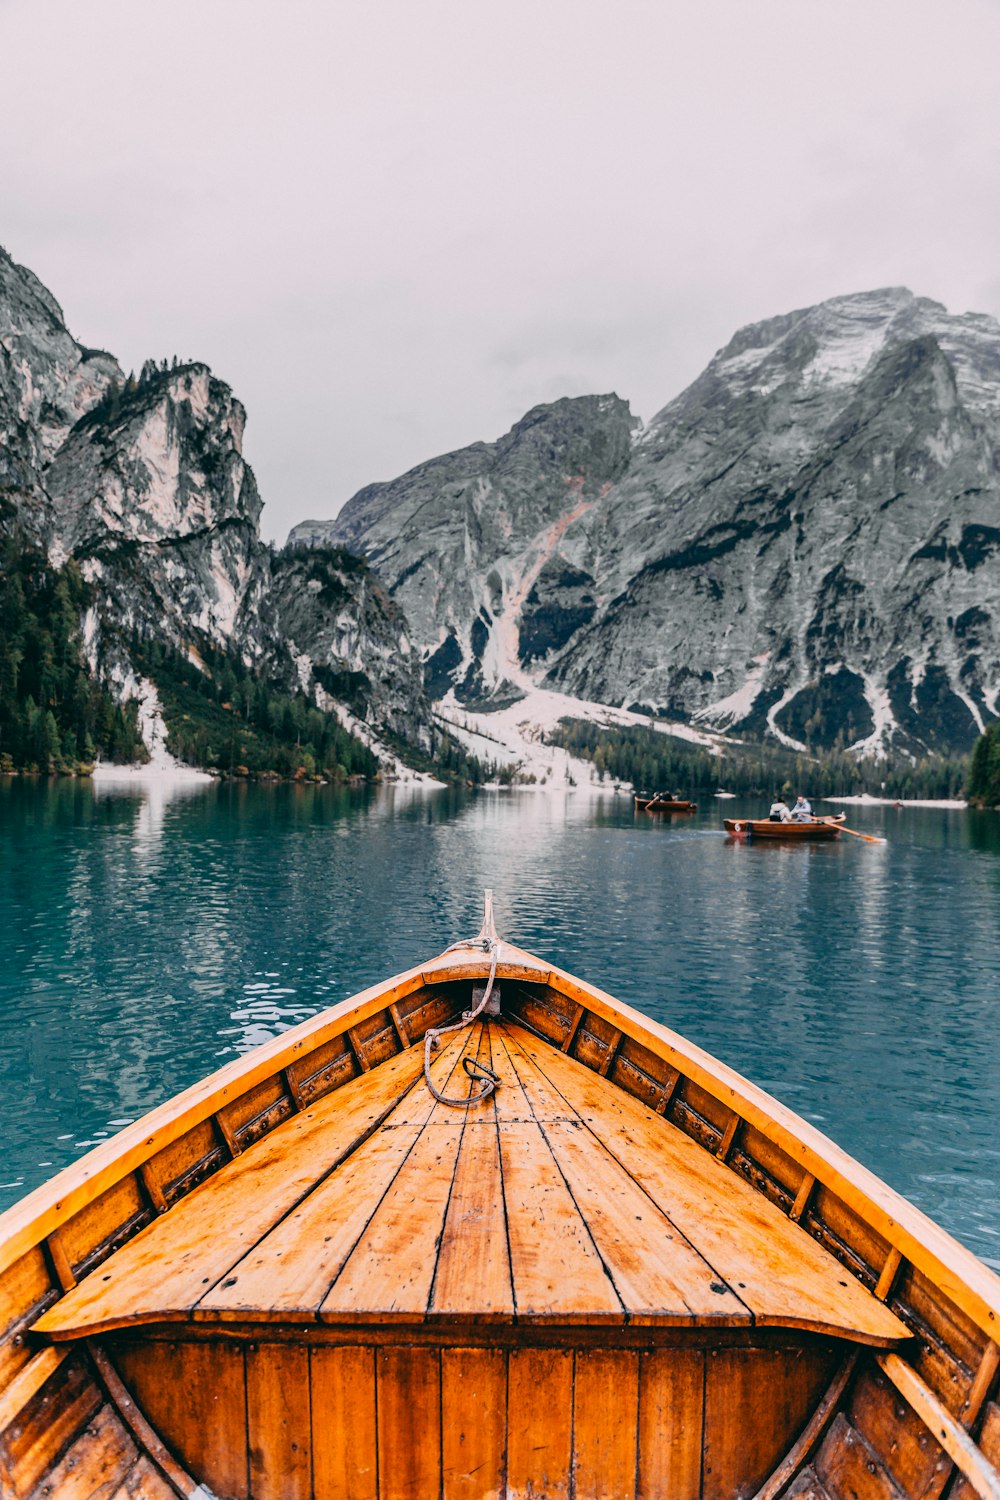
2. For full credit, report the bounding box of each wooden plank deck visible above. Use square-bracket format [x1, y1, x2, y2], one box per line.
[36, 1022, 909, 1344]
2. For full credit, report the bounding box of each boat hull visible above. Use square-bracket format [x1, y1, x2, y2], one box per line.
[725, 816, 845, 839]
[635, 795, 698, 813]
[1, 919, 997, 1500]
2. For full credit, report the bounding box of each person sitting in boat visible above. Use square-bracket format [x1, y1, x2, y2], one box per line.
[791, 795, 813, 821]
[769, 799, 792, 822]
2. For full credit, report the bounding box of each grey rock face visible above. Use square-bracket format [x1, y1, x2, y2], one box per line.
[553, 289, 1000, 753]
[295, 288, 1000, 754]
[270, 547, 431, 748]
[44, 364, 270, 657]
[0, 248, 433, 758]
[292, 394, 639, 706]
[0, 246, 121, 536]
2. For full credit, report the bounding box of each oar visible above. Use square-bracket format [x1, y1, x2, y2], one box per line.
[820, 817, 885, 845]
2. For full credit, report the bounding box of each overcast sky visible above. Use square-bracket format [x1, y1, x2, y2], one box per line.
[4, 0, 1000, 540]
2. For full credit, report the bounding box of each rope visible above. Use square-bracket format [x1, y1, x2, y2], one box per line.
[423, 936, 501, 1107]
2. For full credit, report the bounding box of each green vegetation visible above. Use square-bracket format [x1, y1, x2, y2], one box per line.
[379, 722, 510, 786]
[0, 536, 146, 773]
[133, 637, 379, 781]
[547, 719, 969, 800]
[967, 723, 1000, 807]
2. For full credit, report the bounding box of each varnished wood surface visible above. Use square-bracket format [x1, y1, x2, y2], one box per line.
[109, 1333, 839, 1500]
[38, 1022, 907, 1344]
[3, 918, 1000, 1499]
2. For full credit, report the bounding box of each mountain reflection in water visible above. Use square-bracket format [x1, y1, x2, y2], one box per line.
[1, 777, 997, 1272]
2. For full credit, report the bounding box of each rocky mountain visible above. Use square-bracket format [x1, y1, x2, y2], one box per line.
[296, 288, 1000, 755]
[293, 395, 639, 708]
[0, 245, 431, 763]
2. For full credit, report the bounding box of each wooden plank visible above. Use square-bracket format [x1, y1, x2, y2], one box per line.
[497, 1118, 624, 1321]
[541, 964, 1000, 1343]
[204, 1027, 473, 1320]
[431, 1120, 514, 1321]
[490, 1021, 574, 1122]
[320, 1117, 465, 1321]
[139, 1161, 168, 1216]
[655, 1066, 681, 1114]
[441, 1347, 506, 1500]
[320, 1028, 483, 1322]
[561, 1002, 585, 1051]
[638, 1349, 705, 1500]
[790, 1172, 816, 1223]
[109, 1455, 178, 1498]
[0, 963, 434, 1281]
[814, 1412, 905, 1500]
[247, 1344, 311, 1500]
[284, 1065, 305, 1110]
[503, 1028, 749, 1323]
[847, 1360, 950, 1500]
[214, 1108, 243, 1158]
[510, 1025, 907, 1344]
[599, 1027, 623, 1077]
[0, 1345, 69, 1435]
[348, 1025, 371, 1072]
[26, 1402, 138, 1500]
[541, 1114, 751, 1322]
[507, 1348, 573, 1500]
[311, 1346, 377, 1500]
[964, 1346, 1000, 1427]
[574, 1349, 639, 1499]
[376, 1345, 441, 1500]
[753, 1354, 858, 1500]
[876, 1245, 904, 1300]
[389, 1001, 410, 1048]
[878, 1352, 1000, 1500]
[954, 1409, 1000, 1500]
[703, 1347, 838, 1500]
[718, 1111, 741, 1162]
[110, 1337, 249, 1500]
[59, 1175, 149, 1277]
[36, 1045, 429, 1338]
[0, 1349, 101, 1499]
[46, 1227, 77, 1289]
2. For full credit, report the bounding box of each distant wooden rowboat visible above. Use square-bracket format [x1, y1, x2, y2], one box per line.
[726, 813, 847, 840]
[1, 892, 999, 1499]
[635, 793, 698, 812]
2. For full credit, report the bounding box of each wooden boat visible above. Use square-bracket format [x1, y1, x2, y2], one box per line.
[1, 893, 999, 1500]
[725, 813, 847, 840]
[635, 793, 698, 813]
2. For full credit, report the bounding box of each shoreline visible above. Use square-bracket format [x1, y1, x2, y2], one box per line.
[822, 794, 968, 809]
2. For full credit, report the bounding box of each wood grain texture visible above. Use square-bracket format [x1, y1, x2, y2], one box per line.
[37, 1046, 429, 1338]
[637, 1348, 705, 1500]
[311, 1345, 377, 1500]
[813, 1411, 905, 1500]
[702, 1347, 838, 1500]
[26, 1401, 138, 1500]
[376, 1345, 441, 1500]
[573, 1348, 639, 1500]
[506, 1347, 573, 1500]
[112, 1336, 249, 1500]
[441, 1346, 506, 1500]
[509, 1023, 907, 1344]
[247, 1343, 311, 1500]
[0, 1348, 101, 1500]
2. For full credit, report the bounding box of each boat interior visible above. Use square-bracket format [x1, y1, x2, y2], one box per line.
[1, 922, 998, 1500]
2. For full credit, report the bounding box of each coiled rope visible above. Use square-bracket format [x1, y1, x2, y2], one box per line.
[422, 934, 501, 1107]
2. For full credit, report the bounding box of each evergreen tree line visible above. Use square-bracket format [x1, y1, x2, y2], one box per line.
[0, 537, 147, 773]
[133, 636, 380, 780]
[967, 723, 1000, 807]
[547, 719, 971, 800]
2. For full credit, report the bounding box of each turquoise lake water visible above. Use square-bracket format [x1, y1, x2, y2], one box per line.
[1, 777, 998, 1269]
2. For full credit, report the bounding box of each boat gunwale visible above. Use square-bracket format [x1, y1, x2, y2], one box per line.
[1, 939, 998, 1348]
